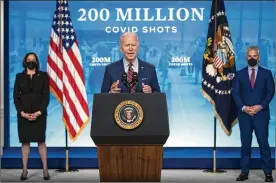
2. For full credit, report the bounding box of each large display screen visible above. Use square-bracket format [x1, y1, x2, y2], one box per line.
[8, 1, 275, 147]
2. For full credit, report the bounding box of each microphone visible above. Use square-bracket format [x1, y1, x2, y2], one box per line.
[121, 72, 129, 87]
[132, 72, 138, 84]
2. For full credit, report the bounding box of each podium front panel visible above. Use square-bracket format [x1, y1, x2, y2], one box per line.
[90, 93, 169, 145]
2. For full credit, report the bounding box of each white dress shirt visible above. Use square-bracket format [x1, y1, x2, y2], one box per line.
[123, 57, 139, 73]
[242, 65, 262, 112]
[248, 65, 258, 82]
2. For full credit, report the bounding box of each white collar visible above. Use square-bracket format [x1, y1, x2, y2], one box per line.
[248, 64, 259, 71]
[123, 57, 138, 67]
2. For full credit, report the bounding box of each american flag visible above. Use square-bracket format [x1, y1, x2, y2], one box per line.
[213, 34, 223, 68]
[47, 0, 89, 140]
[213, 54, 223, 68]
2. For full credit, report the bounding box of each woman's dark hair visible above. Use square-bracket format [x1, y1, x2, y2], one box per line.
[22, 52, 40, 71]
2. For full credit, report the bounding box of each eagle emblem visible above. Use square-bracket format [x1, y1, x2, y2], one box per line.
[204, 24, 235, 83]
[121, 107, 137, 123]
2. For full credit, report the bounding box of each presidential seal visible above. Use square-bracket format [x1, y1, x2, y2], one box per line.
[114, 100, 143, 130]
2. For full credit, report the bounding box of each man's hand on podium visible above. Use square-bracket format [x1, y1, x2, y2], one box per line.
[110, 80, 121, 93]
[142, 83, 152, 93]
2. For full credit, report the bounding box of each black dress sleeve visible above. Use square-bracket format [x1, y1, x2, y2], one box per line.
[38, 72, 50, 114]
[13, 74, 24, 114]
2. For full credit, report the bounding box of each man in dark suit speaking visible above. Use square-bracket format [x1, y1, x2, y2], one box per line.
[101, 32, 160, 93]
[232, 46, 275, 182]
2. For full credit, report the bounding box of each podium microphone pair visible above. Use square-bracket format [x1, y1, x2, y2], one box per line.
[121, 72, 138, 92]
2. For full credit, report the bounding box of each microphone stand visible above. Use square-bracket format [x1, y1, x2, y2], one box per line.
[121, 72, 138, 93]
[123, 81, 138, 93]
[128, 83, 131, 93]
[122, 80, 131, 93]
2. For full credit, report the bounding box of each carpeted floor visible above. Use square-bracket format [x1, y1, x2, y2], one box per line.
[1, 169, 275, 182]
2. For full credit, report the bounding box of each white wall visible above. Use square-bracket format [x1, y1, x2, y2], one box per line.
[0, 0, 4, 156]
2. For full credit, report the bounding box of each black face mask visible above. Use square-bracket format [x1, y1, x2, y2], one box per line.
[26, 61, 37, 70]
[247, 58, 258, 67]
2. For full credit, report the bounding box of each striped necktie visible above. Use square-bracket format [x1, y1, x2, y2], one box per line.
[127, 63, 136, 93]
[250, 68, 255, 88]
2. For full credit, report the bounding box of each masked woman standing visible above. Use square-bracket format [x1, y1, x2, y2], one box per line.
[13, 52, 50, 181]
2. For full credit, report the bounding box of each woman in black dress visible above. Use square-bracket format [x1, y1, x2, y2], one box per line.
[13, 52, 50, 181]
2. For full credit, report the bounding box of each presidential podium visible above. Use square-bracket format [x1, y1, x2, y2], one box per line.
[90, 93, 169, 182]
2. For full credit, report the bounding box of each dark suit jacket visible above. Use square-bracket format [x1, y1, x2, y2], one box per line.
[232, 66, 275, 121]
[101, 59, 160, 93]
[13, 71, 50, 115]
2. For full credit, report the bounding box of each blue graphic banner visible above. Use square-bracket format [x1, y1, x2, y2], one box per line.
[8, 1, 275, 147]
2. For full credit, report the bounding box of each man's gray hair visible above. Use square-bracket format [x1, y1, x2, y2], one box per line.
[120, 32, 139, 45]
[246, 46, 260, 56]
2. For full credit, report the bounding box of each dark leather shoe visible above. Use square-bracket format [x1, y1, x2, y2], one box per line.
[43, 170, 51, 181]
[265, 175, 273, 182]
[236, 173, 248, 181]
[20, 170, 28, 181]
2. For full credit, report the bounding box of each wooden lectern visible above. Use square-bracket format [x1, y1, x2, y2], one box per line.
[91, 93, 169, 182]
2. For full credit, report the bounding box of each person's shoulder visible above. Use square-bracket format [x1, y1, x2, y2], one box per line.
[237, 67, 247, 73]
[16, 72, 23, 77]
[259, 66, 273, 78]
[138, 59, 155, 69]
[259, 66, 271, 73]
[106, 59, 123, 69]
[38, 71, 47, 75]
[37, 71, 49, 79]
[235, 67, 247, 78]
[16, 71, 25, 78]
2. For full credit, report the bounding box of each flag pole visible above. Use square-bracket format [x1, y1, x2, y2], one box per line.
[213, 116, 217, 172]
[54, 0, 78, 173]
[203, 0, 226, 174]
[55, 128, 79, 173]
[203, 116, 226, 173]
